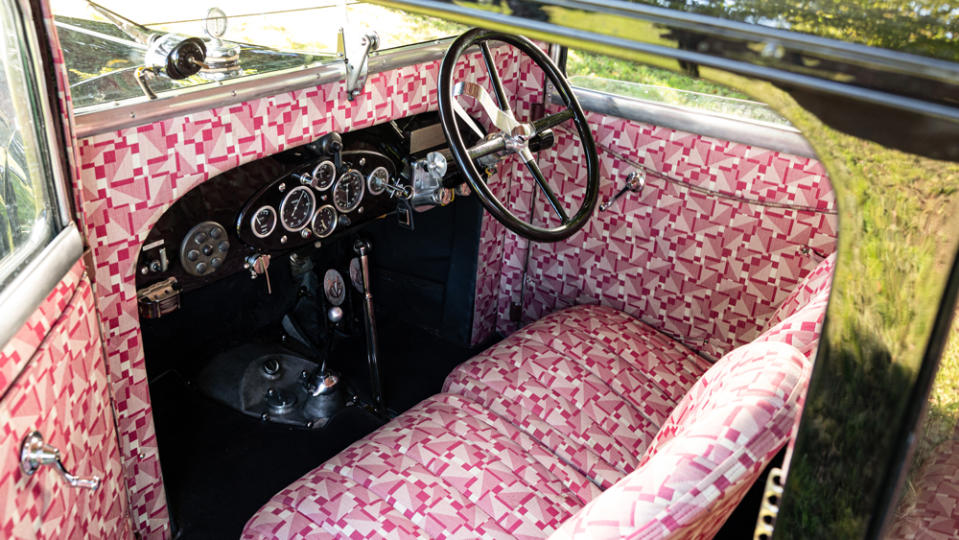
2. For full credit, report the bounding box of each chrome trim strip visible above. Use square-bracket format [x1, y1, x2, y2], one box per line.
[567, 86, 816, 158]
[74, 40, 454, 138]
[545, 0, 959, 85]
[0, 225, 84, 349]
[368, 0, 959, 124]
[19, 0, 73, 225]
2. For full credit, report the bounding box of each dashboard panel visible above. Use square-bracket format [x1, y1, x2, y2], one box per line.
[135, 131, 406, 298]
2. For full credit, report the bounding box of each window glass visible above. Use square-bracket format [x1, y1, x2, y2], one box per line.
[0, 0, 57, 289]
[566, 48, 789, 126]
[50, 1, 465, 109]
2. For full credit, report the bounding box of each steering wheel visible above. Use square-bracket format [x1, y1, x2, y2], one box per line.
[438, 28, 600, 242]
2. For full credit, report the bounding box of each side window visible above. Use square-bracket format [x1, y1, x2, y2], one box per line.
[0, 0, 59, 290]
[564, 48, 789, 125]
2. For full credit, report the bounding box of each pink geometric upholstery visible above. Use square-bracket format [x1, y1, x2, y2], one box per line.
[755, 254, 835, 359]
[444, 305, 711, 489]
[552, 341, 810, 539]
[245, 302, 817, 539]
[242, 393, 598, 539]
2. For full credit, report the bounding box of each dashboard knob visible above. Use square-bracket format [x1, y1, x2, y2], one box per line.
[328, 306, 344, 323]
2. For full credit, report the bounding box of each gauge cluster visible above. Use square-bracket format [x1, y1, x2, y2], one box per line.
[235, 148, 399, 252]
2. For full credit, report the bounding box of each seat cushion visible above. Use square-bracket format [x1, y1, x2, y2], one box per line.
[242, 393, 599, 539]
[551, 341, 811, 540]
[443, 304, 711, 489]
[244, 306, 813, 539]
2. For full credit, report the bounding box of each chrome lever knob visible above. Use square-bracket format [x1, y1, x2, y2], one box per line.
[19, 431, 101, 491]
[600, 170, 646, 212]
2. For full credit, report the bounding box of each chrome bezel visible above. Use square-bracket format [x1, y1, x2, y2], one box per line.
[333, 169, 365, 213]
[367, 166, 389, 195]
[311, 204, 338, 238]
[311, 160, 337, 191]
[250, 205, 277, 238]
[279, 185, 316, 232]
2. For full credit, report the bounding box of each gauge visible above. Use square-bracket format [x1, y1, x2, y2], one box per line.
[311, 204, 337, 238]
[250, 205, 277, 238]
[279, 185, 316, 232]
[367, 166, 389, 195]
[323, 269, 346, 306]
[311, 160, 336, 191]
[333, 169, 365, 213]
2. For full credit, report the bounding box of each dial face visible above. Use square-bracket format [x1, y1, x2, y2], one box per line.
[250, 205, 276, 238]
[311, 204, 337, 238]
[367, 166, 389, 195]
[279, 185, 316, 232]
[333, 170, 365, 213]
[311, 160, 336, 191]
[323, 269, 346, 306]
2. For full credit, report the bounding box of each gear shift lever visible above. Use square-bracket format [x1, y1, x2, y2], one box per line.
[354, 238, 385, 413]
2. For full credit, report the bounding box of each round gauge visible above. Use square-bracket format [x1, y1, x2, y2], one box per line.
[279, 185, 316, 232]
[311, 204, 337, 238]
[367, 166, 390, 196]
[323, 269, 346, 306]
[311, 160, 336, 191]
[333, 170, 365, 213]
[250, 205, 277, 238]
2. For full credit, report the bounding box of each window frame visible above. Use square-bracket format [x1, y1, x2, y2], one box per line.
[0, 0, 83, 348]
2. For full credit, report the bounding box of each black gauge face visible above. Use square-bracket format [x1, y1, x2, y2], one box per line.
[279, 185, 316, 232]
[333, 170, 365, 213]
[367, 166, 389, 195]
[251, 205, 276, 238]
[311, 204, 337, 238]
[311, 160, 336, 191]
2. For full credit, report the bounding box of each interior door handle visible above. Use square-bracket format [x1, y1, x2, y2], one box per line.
[19, 431, 101, 490]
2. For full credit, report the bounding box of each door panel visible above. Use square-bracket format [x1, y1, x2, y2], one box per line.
[0, 260, 132, 539]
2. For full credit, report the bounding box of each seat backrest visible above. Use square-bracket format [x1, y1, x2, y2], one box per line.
[753, 253, 835, 359]
[549, 340, 811, 540]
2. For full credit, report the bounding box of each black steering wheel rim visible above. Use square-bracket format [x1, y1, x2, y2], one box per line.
[438, 28, 600, 242]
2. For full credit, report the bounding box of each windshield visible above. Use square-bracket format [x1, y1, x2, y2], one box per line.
[51, 0, 464, 110]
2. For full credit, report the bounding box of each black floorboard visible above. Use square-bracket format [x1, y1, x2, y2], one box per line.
[150, 312, 487, 539]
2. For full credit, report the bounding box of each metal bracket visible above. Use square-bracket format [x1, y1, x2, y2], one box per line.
[754, 466, 784, 539]
[339, 29, 379, 100]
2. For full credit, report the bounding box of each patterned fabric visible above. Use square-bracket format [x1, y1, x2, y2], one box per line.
[0, 260, 84, 397]
[0, 271, 132, 539]
[472, 112, 838, 359]
[446, 305, 709, 489]
[889, 420, 959, 539]
[246, 303, 815, 539]
[754, 254, 835, 359]
[551, 341, 810, 540]
[242, 393, 598, 540]
[72, 47, 523, 538]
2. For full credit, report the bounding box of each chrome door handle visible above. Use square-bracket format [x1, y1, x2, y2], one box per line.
[19, 431, 100, 490]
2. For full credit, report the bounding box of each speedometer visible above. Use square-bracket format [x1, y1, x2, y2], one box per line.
[279, 185, 316, 232]
[333, 170, 365, 213]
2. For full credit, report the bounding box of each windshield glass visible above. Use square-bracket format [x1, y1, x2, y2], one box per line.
[51, 0, 464, 110]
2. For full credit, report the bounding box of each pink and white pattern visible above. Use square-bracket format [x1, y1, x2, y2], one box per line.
[242, 393, 597, 539]
[471, 109, 838, 358]
[889, 420, 959, 539]
[551, 341, 811, 540]
[0, 269, 133, 539]
[245, 307, 811, 539]
[73, 47, 522, 537]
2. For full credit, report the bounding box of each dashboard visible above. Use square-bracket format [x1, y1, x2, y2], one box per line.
[134, 114, 455, 317]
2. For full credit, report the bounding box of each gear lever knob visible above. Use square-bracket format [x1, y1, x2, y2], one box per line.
[328, 306, 343, 323]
